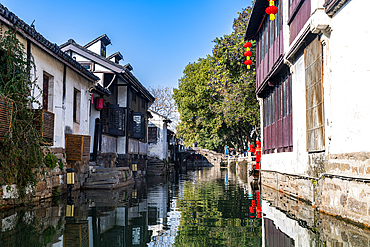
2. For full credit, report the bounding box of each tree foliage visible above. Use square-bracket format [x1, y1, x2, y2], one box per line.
[174, 7, 260, 151]
[175, 180, 262, 246]
[174, 57, 224, 150]
[0, 27, 45, 199]
[148, 86, 179, 131]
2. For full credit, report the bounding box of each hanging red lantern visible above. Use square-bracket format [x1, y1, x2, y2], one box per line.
[244, 41, 253, 69]
[244, 50, 252, 57]
[266, 0, 278, 21]
[244, 60, 252, 69]
[244, 42, 252, 48]
[95, 97, 103, 111]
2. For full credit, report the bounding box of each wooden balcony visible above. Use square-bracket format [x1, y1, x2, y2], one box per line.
[0, 96, 14, 141]
[66, 134, 91, 161]
[33, 109, 55, 145]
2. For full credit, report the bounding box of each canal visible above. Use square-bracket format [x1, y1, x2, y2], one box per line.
[1, 164, 370, 246]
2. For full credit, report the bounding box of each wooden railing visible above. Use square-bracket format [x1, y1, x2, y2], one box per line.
[33, 109, 55, 145]
[66, 134, 91, 161]
[0, 96, 13, 141]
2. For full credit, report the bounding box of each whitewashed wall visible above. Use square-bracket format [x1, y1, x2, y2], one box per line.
[261, 0, 370, 176]
[324, 0, 370, 154]
[148, 112, 168, 160]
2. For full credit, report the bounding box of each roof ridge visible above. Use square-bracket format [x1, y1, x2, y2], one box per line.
[0, 3, 99, 82]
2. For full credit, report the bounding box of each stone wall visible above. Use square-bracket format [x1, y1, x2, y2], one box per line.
[262, 171, 315, 204]
[262, 169, 370, 227]
[0, 150, 67, 209]
[262, 184, 370, 246]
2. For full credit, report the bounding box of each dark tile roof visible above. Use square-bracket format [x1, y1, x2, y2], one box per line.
[60, 39, 131, 72]
[84, 34, 111, 48]
[107, 52, 123, 61]
[0, 4, 99, 82]
[244, 0, 268, 40]
[61, 39, 154, 102]
[324, 0, 349, 17]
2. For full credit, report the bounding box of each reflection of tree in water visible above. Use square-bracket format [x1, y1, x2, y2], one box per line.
[175, 180, 262, 247]
[0, 209, 57, 246]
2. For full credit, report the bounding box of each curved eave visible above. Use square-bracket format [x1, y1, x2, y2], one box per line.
[244, 0, 269, 40]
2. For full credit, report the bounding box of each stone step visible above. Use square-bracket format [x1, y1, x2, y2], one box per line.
[82, 178, 135, 190]
[92, 167, 130, 173]
[86, 172, 120, 182]
[147, 164, 165, 168]
[84, 179, 119, 186]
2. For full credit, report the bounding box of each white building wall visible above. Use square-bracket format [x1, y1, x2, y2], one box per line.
[64, 67, 91, 136]
[324, 0, 370, 154]
[148, 112, 168, 160]
[87, 41, 102, 56]
[30, 44, 65, 148]
[262, 0, 370, 176]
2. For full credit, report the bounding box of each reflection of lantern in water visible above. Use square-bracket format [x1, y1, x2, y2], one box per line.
[66, 196, 74, 220]
[66, 168, 75, 194]
[256, 191, 262, 218]
[132, 162, 137, 172]
[132, 188, 137, 199]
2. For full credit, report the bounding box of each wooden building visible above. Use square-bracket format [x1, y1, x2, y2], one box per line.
[245, 0, 370, 226]
[61, 36, 154, 175]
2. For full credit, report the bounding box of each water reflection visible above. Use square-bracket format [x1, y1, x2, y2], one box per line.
[1, 165, 370, 246]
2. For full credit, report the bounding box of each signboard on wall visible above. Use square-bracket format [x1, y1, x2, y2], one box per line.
[132, 112, 144, 139]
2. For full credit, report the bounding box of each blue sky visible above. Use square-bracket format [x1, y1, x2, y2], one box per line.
[2, 0, 252, 89]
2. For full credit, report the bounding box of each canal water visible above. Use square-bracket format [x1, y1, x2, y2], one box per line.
[1, 165, 370, 246]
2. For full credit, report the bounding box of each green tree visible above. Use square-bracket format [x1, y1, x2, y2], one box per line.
[174, 7, 260, 151]
[174, 57, 225, 151]
[0, 27, 45, 199]
[209, 7, 260, 150]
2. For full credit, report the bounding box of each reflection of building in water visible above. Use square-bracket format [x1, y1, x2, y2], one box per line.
[148, 182, 180, 246]
[64, 221, 89, 247]
[264, 218, 294, 247]
[261, 193, 324, 246]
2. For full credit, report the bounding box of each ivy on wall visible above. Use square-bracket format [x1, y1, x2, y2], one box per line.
[0, 26, 47, 200]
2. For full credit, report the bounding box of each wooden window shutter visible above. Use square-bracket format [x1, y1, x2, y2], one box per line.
[108, 104, 125, 136]
[148, 127, 157, 143]
[43, 75, 49, 111]
[101, 104, 109, 134]
[305, 37, 324, 152]
[132, 112, 144, 139]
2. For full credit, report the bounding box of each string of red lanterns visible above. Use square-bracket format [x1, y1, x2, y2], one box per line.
[243, 41, 252, 69]
[266, 0, 278, 21]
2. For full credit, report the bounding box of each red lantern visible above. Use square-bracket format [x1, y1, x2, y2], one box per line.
[244, 51, 252, 57]
[244, 60, 252, 66]
[244, 60, 252, 69]
[244, 42, 252, 48]
[270, 6, 278, 14]
[266, 1, 278, 21]
[95, 97, 103, 111]
[266, 6, 272, 15]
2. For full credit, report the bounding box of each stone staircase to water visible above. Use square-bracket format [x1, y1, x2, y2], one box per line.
[82, 164, 134, 189]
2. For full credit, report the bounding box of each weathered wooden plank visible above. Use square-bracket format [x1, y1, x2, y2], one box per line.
[66, 134, 91, 161]
[305, 37, 324, 152]
[0, 96, 14, 141]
